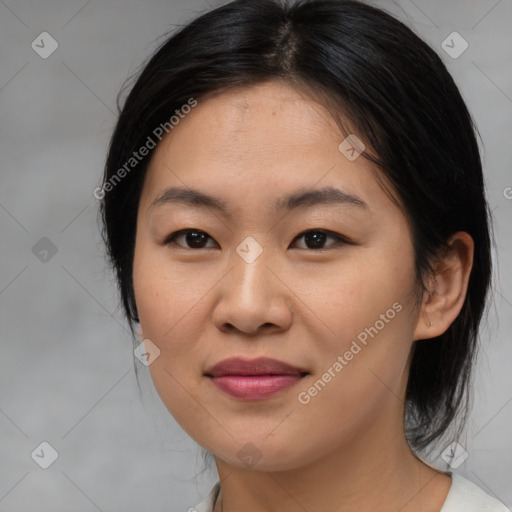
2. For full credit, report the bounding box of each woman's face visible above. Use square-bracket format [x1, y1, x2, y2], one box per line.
[133, 80, 424, 471]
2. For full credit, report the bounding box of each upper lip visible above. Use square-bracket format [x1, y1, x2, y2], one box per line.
[205, 357, 308, 377]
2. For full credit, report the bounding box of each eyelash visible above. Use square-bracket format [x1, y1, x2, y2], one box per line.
[162, 229, 350, 251]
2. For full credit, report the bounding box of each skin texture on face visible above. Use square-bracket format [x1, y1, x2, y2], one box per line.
[132, 80, 472, 512]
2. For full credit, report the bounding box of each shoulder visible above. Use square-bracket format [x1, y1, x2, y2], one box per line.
[441, 473, 510, 512]
[188, 482, 220, 512]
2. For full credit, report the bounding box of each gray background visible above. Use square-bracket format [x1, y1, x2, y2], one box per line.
[0, 0, 511, 510]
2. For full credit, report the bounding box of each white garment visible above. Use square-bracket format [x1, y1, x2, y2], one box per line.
[190, 473, 510, 512]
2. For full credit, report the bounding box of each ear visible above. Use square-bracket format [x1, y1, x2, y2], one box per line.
[413, 232, 474, 341]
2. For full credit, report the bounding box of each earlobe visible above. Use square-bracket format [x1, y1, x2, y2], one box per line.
[413, 232, 474, 341]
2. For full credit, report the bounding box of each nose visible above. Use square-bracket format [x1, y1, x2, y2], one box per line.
[211, 244, 293, 336]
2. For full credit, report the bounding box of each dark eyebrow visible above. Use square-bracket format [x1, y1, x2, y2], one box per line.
[274, 186, 368, 212]
[150, 185, 369, 217]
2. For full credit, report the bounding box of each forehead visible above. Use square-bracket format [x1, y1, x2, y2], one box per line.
[139, 81, 390, 216]
[150, 81, 345, 162]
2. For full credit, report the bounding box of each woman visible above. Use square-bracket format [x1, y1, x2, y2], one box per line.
[98, 0, 509, 510]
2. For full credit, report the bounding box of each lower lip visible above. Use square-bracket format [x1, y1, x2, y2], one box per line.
[209, 374, 305, 400]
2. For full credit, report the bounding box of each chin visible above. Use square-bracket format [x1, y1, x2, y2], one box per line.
[206, 435, 321, 473]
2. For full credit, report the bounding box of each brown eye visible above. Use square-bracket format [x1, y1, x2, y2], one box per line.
[163, 228, 347, 251]
[290, 230, 346, 250]
[164, 229, 218, 249]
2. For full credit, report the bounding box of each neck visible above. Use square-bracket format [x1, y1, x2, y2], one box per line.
[213, 419, 451, 512]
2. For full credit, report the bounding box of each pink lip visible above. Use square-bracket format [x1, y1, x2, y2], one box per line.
[205, 357, 308, 401]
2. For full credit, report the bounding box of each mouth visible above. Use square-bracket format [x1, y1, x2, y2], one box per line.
[204, 357, 309, 401]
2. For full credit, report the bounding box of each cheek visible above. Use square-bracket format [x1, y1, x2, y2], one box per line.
[133, 242, 207, 345]
[298, 244, 415, 344]
[132, 246, 211, 429]
[290, 306, 415, 458]
[293, 245, 417, 412]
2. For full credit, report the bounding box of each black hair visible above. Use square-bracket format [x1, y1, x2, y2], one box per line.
[99, 0, 493, 454]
